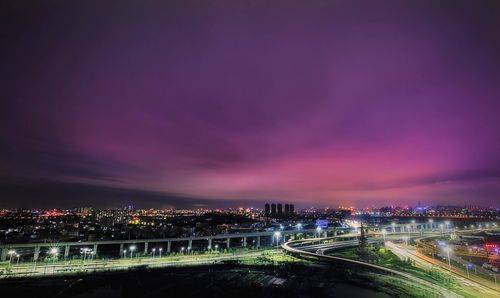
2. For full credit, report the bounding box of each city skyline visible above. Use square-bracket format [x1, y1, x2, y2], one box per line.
[2, 1, 500, 209]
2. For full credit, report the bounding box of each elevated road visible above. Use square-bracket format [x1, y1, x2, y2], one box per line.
[282, 234, 461, 298]
[0, 228, 343, 261]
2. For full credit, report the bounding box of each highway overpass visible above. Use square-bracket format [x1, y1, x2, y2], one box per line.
[0, 227, 345, 261]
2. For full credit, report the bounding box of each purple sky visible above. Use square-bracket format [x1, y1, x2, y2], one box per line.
[1, 1, 500, 208]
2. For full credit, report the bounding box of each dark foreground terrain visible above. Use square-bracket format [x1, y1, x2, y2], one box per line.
[0, 263, 392, 298]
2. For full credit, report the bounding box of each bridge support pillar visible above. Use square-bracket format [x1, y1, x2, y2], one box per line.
[256, 236, 260, 248]
[243, 237, 247, 247]
[93, 243, 98, 256]
[167, 241, 171, 253]
[1, 248, 8, 261]
[208, 238, 212, 249]
[226, 238, 230, 249]
[144, 242, 149, 255]
[34, 246, 40, 261]
[119, 243, 124, 255]
[64, 245, 70, 259]
[188, 239, 192, 249]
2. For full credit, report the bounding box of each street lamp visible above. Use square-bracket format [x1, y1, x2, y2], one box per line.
[316, 226, 322, 238]
[159, 248, 163, 258]
[187, 247, 192, 255]
[50, 247, 59, 274]
[274, 231, 281, 249]
[152, 248, 156, 257]
[129, 245, 136, 258]
[50, 248, 59, 260]
[444, 246, 451, 269]
[80, 248, 89, 261]
[8, 250, 16, 264]
[296, 223, 302, 230]
[122, 250, 127, 258]
[180, 247, 185, 255]
[465, 263, 471, 278]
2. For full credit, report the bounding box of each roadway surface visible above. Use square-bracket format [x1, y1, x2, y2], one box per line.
[414, 234, 500, 295]
[283, 232, 500, 297]
[0, 249, 277, 278]
[282, 233, 461, 298]
[386, 241, 499, 297]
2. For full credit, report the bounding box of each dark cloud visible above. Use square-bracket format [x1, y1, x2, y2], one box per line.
[0, 178, 255, 209]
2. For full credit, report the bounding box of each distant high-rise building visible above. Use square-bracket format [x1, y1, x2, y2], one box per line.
[267, 202, 295, 217]
[271, 204, 276, 215]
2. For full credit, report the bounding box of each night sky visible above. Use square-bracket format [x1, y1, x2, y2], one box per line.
[1, 1, 500, 209]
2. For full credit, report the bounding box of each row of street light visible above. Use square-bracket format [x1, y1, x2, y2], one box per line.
[387, 220, 498, 235]
[9, 247, 60, 265]
[7, 250, 20, 265]
[465, 223, 497, 229]
[80, 247, 95, 261]
[388, 219, 460, 234]
[9, 246, 98, 265]
[121, 244, 225, 259]
[273, 223, 311, 248]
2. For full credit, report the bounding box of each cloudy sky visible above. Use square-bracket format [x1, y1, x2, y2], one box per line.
[1, 0, 500, 208]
